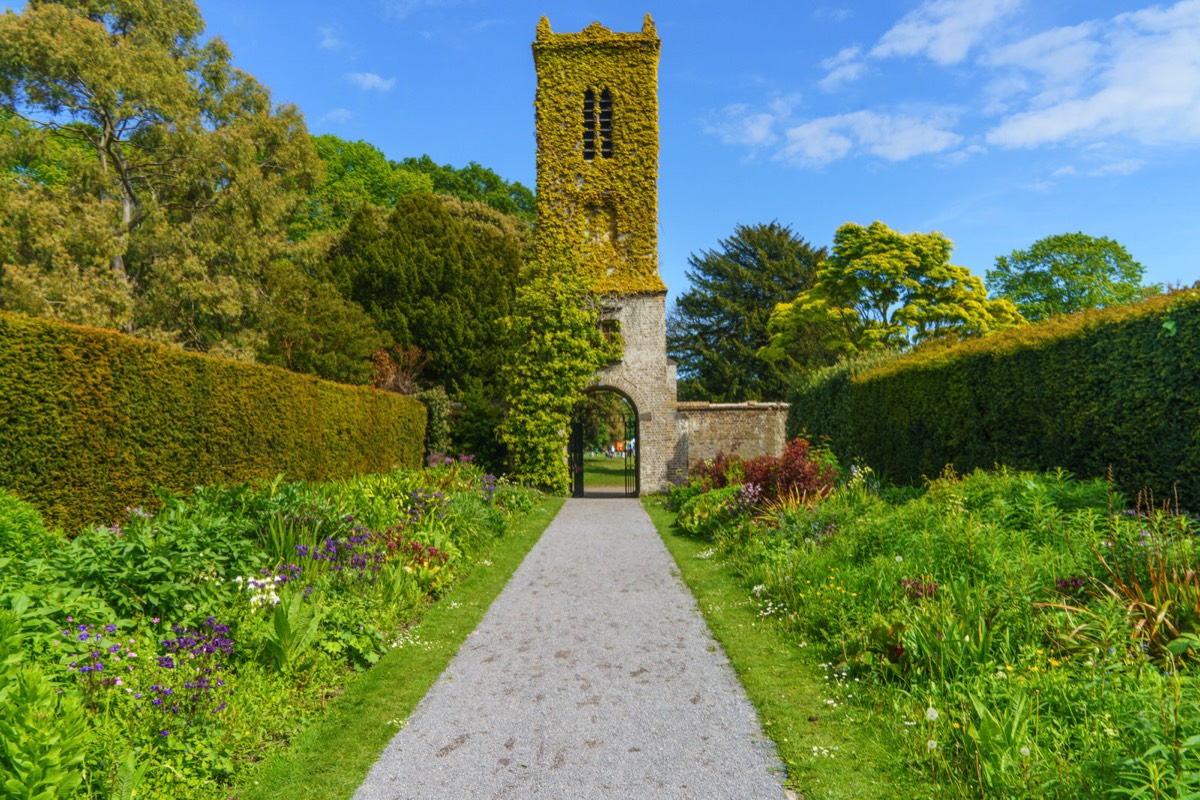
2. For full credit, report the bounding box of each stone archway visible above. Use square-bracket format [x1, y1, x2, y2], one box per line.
[569, 386, 639, 498]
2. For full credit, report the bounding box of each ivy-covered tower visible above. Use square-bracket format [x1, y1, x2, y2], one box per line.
[533, 15, 684, 493]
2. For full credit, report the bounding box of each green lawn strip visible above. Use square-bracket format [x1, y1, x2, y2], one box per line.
[582, 454, 629, 488]
[642, 497, 933, 800]
[239, 498, 564, 800]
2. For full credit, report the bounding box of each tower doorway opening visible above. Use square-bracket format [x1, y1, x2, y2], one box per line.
[569, 389, 639, 498]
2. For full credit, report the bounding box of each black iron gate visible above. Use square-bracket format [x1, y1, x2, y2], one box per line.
[624, 414, 639, 497]
[569, 420, 585, 498]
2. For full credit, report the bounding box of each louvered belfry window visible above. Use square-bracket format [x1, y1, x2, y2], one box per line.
[583, 89, 613, 161]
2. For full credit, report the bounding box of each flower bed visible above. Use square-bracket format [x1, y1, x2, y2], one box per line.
[0, 462, 539, 798]
[667, 445, 1200, 798]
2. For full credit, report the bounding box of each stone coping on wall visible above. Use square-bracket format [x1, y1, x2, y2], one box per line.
[676, 401, 790, 411]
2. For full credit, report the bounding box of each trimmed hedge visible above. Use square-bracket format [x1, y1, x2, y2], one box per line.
[0, 312, 426, 531]
[788, 290, 1200, 508]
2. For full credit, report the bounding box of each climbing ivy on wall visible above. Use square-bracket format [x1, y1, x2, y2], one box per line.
[532, 15, 665, 296]
[498, 254, 612, 494]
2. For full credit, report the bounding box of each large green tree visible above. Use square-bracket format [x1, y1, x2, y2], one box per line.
[324, 193, 526, 394]
[0, 0, 392, 378]
[764, 221, 1022, 364]
[297, 134, 432, 237]
[986, 232, 1155, 322]
[667, 221, 826, 402]
[400, 155, 535, 222]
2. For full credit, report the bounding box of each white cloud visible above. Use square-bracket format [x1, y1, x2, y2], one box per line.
[703, 95, 799, 148]
[319, 27, 346, 51]
[818, 47, 867, 92]
[982, 23, 1100, 106]
[870, 0, 1023, 65]
[780, 110, 962, 166]
[986, 0, 1200, 148]
[347, 72, 396, 92]
[320, 108, 354, 124]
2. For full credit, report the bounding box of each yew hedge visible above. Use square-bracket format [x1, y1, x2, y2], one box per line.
[788, 290, 1200, 508]
[0, 312, 425, 530]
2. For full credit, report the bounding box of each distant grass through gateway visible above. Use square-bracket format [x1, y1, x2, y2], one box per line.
[582, 452, 632, 489]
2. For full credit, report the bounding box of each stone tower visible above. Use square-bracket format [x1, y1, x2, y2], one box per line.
[532, 15, 684, 492]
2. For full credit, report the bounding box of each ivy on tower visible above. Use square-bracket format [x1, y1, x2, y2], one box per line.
[532, 15, 665, 295]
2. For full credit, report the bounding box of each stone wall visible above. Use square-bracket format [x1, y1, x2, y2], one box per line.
[592, 291, 685, 492]
[676, 402, 789, 474]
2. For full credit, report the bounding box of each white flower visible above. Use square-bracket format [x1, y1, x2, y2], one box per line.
[895, 555, 903, 563]
[1020, 746, 1031, 757]
[927, 739, 937, 751]
[926, 707, 939, 722]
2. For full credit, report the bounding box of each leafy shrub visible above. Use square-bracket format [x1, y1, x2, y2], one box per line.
[677, 486, 743, 539]
[0, 611, 88, 799]
[741, 437, 839, 507]
[788, 289, 1200, 508]
[0, 311, 426, 531]
[0, 490, 61, 560]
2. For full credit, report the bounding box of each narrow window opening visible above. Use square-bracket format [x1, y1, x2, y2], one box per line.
[583, 89, 596, 161]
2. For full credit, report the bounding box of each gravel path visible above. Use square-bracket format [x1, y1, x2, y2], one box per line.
[353, 498, 787, 799]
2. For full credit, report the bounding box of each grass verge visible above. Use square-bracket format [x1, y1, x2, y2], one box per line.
[238, 498, 563, 800]
[642, 496, 933, 800]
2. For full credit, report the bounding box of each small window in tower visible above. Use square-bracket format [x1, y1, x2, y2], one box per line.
[599, 89, 613, 158]
[583, 89, 596, 161]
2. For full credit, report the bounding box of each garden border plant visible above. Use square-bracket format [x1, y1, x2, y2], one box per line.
[238, 498, 562, 800]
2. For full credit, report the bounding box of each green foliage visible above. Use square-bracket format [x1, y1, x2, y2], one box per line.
[0, 489, 61, 560]
[667, 467, 1200, 798]
[0, 311, 425, 531]
[449, 382, 507, 475]
[788, 289, 1200, 509]
[255, 262, 385, 385]
[987, 232, 1157, 322]
[667, 221, 826, 401]
[498, 255, 609, 494]
[0, 611, 88, 799]
[416, 386, 452, 458]
[301, 135, 433, 236]
[264, 590, 324, 675]
[768, 221, 1023, 364]
[325, 195, 523, 394]
[0, 0, 325, 359]
[1, 463, 542, 797]
[399, 154, 534, 222]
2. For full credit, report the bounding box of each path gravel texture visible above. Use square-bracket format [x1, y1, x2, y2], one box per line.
[354, 498, 787, 800]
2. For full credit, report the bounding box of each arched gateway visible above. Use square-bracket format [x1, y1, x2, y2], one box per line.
[533, 16, 788, 494]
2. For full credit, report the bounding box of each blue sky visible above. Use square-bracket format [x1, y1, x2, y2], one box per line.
[7, 0, 1199, 300]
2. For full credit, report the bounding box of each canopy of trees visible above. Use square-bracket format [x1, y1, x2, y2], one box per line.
[0, 0, 535, 393]
[324, 193, 526, 394]
[986, 232, 1155, 322]
[667, 222, 826, 402]
[763, 221, 1022, 368]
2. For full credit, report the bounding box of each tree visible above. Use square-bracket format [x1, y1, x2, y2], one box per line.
[986, 232, 1155, 322]
[0, 0, 355, 371]
[764, 221, 1022, 364]
[324, 193, 524, 394]
[297, 134, 432, 236]
[666, 222, 826, 402]
[400, 155, 535, 222]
